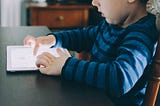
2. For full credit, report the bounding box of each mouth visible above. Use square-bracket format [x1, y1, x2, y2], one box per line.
[98, 10, 104, 17]
[99, 12, 104, 17]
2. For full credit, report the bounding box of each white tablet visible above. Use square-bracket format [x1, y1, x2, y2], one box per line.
[7, 45, 68, 72]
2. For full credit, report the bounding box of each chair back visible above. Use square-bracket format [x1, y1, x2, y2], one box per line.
[143, 13, 160, 106]
[143, 36, 160, 106]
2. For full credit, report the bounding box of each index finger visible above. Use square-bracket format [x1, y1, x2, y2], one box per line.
[33, 42, 40, 56]
[23, 35, 35, 46]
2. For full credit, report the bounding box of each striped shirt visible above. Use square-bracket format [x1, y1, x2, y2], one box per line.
[52, 13, 158, 106]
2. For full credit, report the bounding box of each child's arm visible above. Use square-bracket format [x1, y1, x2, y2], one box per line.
[61, 31, 156, 98]
[52, 20, 106, 52]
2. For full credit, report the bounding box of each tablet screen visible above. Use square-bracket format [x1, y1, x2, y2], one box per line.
[7, 46, 37, 71]
[7, 45, 66, 72]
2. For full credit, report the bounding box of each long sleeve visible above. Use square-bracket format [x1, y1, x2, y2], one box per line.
[53, 20, 106, 52]
[61, 30, 157, 98]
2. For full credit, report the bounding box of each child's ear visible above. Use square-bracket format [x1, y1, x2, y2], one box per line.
[128, 0, 136, 3]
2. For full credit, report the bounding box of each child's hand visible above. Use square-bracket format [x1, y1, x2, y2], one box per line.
[35, 48, 71, 76]
[23, 35, 56, 55]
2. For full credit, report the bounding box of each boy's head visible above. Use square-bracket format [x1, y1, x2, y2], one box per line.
[92, 0, 149, 27]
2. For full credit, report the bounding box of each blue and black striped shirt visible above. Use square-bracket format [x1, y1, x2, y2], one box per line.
[53, 13, 158, 106]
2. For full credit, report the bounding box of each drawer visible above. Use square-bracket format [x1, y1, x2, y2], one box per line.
[35, 9, 85, 28]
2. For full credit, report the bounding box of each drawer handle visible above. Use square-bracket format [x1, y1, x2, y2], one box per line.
[57, 16, 64, 21]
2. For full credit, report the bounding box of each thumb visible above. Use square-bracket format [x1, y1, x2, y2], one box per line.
[39, 67, 48, 75]
[56, 48, 65, 56]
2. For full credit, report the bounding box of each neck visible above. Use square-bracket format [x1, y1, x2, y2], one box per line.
[121, 4, 148, 28]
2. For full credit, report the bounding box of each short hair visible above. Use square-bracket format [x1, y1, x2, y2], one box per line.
[140, 0, 149, 4]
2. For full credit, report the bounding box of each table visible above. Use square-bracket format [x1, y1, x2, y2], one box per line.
[0, 27, 115, 106]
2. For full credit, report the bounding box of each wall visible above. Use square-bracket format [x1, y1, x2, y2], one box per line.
[21, 0, 27, 26]
[0, 0, 1, 25]
[1, 0, 27, 26]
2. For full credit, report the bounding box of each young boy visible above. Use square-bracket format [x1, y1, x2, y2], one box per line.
[24, 0, 159, 105]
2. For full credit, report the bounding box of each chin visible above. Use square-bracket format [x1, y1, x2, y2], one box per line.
[105, 18, 113, 24]
[105, 18, 119, 25]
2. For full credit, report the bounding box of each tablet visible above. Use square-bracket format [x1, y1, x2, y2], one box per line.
[7, 45, 66, 72]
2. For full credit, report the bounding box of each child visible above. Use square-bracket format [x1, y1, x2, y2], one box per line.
[24, 0, 159, 105]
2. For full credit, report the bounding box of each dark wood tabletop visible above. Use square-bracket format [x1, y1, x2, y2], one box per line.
[0, 26, 115, 106]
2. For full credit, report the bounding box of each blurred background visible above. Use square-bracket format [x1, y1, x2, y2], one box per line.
[0, 0, 103, 29]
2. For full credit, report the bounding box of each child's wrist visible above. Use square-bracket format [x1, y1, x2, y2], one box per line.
[48, 34, 56, 46]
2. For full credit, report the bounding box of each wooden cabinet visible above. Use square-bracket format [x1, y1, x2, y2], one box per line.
[28, 3, 92, 29]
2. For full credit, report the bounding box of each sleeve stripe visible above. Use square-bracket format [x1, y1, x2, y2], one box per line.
[66, 31, 73, 49]
[123, 36, 152, 53]
[94, 40, 111, 55]
[82, 62, 89, 83]
[72, 30, 81, 50]
[72, 60, 80, 80]
[93, 63, 100, 86]
[59, 33, 65, 47]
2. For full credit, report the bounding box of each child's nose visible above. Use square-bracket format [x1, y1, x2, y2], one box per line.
[92, 0, 101, 7]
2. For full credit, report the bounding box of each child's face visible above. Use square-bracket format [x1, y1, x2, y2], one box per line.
[92, 0, 130, 25]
